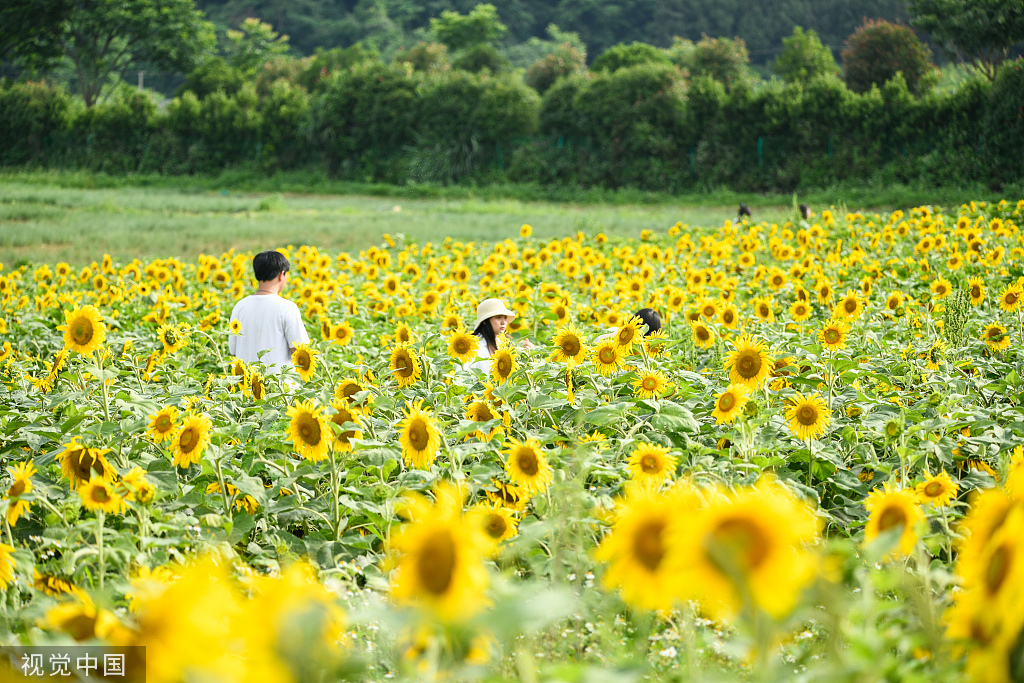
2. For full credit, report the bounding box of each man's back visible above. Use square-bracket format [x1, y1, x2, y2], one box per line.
[228, 294, 309, 372]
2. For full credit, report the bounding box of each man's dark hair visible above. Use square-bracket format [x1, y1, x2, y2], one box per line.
[635, 308, 662, 336]
[252, 251, 290, 282]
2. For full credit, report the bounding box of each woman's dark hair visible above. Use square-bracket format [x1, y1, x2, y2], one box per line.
[253, 250, 290, 282]
[635, 308, 662, 336]
[473, 319, 498, 354]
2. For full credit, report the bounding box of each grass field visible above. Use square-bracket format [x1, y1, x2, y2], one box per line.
[0, 181, 801, 265]
[0, 169, 1014, 265]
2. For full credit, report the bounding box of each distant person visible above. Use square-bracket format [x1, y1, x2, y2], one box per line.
[635, 308, 662, 336]
[738, 203, 752, 219]
[799, 204, 812, 220]
[228, 250, 309, 373]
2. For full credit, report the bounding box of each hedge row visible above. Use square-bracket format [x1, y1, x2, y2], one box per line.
[1, 59, 1022, 191]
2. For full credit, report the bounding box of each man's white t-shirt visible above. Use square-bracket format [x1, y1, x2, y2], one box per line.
[228, 294, 310, 373]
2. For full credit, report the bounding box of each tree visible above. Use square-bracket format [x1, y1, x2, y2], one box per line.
[842, 19, 934, 94]
[430, 4, 507, 52]
[0, 0, 72, 66]
[671, 36, 752, 89]
[908, 0, 1024, 82]
[525, 40, 587, 93]
[1, 0, 215, 107]
[225, 17, 290, 75]
[591, 42, 671, 73]
[774, 26, 840, 82]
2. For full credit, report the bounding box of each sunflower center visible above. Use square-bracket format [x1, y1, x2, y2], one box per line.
[936, 285, 947, 295]
[640, 454, 660, 473]
[758, 305, 769, 317]
[985, 544, 1012, 594]
[71, 320, 94, 345]
[823, 329, 841, 344]
[923, 481, 944, 497]
[877, 506, 906, 533]
[398, 329, 410, 342]
[179, 427, 198, 453]
[454, 338, 471, 354]
[696, 327, 710, 341]
[736, 351, 761, 378]
[407, 418, 429, 451]
[485, 514, 507, 539]
[156, 416, 172, 432]
[297, 414, 322, 446]
[295, 352, 311, 372]
[718, 393, 736, 412]
[633, 519, 666, 571]
[599, 348, 615, 364]
[642, 377, 658, 391]
[473, 405, 494, 422]
[796, 404, 818, 426]
[395, 353, 414, 377]
[1007, 292, 1020, 305]
[252, 378, 264, 400]
[561, 337, 581, 356]
[723, 311, 734, 323]
[516, 449, 539, 476]
[417, 529, 456, 595]
[9, 481, 26, 497]
[496, 355, 512, 377]
[971, 285, 981, 298]
[91, 486, 109, 503]
[707, 517, 770, 572]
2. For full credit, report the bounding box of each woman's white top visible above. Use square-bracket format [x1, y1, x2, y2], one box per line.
[463, 335, 492, 372]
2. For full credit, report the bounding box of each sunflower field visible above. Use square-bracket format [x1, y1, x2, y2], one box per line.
[2, 200, 1024, 682]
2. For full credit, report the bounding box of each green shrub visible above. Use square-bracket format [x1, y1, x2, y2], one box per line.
[525, 42, 587, 94]
[0, 80, 76, 165]
[982, 58, 1024, 183]
[451, 44, 510, 74]
[774, 27, 841, 82]
[179, 57, 246, 99]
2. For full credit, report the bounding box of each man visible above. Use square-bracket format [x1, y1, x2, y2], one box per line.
[228, 250, 309, 373]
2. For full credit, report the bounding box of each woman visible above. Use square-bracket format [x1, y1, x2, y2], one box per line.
[472, 298, 517, 358]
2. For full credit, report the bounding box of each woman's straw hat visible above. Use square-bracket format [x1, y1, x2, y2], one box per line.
[475, 298, 516, 328]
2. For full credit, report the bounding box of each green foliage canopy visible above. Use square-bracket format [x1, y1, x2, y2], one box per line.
[908, 0, 1024, 82]
[774, 26, 840, 82]
[841, 19, 934, 95]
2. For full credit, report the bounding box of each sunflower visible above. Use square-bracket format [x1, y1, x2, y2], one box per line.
[394, 323, 415, 345]
[486, 478, 529, 512]
[982, 323, 1010, 352]
[864, 483, 923, 558]
[504, 438, 553, 495]
[931, 277, 952, 301]
[171, 413, 213, 469]
[834, 290, 863, 320]
[157, 323, 189, 354]
[390, 484, 489, 622]
[399, 400, 442, 470]
[0, 542, 16, 590]
[464, 399, 507, 440]
[228, 319, 242, 335]
[551, 323, 589, 367]
[595, 488, 686, 612]
[592, 340, 626, 377]
[447, 329, 478, 364]
[692, 321, 714, 349]
[626, 443, 677, 490]
[332, 321, 355, 346]
[5, 461, 36, 525]
[712, 383, 749, 424]
[633, 369, 671, 400]
[719, 303, 739, 328]
[57, 439, 115, 487]
[967, 277, 986, 306]
[470, 502, 520, 552]
[287, 400, 330, 462]
[79, 476, 126, 515]
[335, 378, 373, 412]
[147, 406, 179, 443]
[789, 299, 812, 323]
[291, 343, 318, 382]
[915, 470, 958, 507]
[725, 335, 773, 390]
[751, 297, 775, 323]
[390, 344, 422, 388]
[786, 392, 831, 440]
[997, 284, 1024, 313]
[819, 319, 848, 352]
[329, 401, 363, 452]
[248, 371, 266, 400]
[673, 478, 820, 619]
[59, 305, 106, 355]
[491, 344, 518, 384]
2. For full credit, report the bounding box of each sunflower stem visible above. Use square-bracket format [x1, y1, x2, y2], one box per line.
[213, 451, 233, 522]
[96, 510, 105, 590]
[806, 437, 813, 488]
[328, 446, 341, 541]
[37, 496, 69, 527]
[4, 516, 14, 547]
[94, 351, 111, 423]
